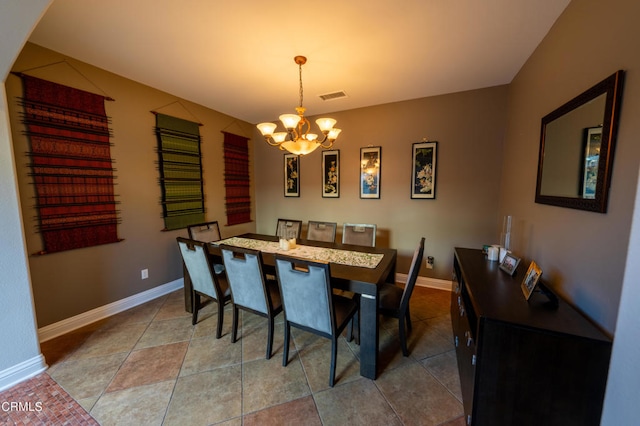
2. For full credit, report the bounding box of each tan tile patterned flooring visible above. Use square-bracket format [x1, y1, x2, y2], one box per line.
[3, 286, 465, 425]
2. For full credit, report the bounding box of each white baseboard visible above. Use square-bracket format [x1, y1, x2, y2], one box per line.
[38, 278, 184, 343]
[395, 273, 452, 291]
[36, 274, 444, 343]
[0, 354, 47, 393]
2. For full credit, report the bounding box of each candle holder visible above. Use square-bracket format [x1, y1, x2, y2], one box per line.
[500, 215, 512, 251]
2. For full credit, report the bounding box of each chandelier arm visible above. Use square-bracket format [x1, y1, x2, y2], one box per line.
[298, 116, 310, 139]
[288, 126, 299, 141]
[320, 139, 335, 149]
[264, 137, 281, 147]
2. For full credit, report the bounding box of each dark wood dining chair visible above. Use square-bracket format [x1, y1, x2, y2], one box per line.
[187, 220, 225, 274]
[275, 218, 303, 240]
[379, 237, 425, 356]
[306, 220, 337, 242]
[176, 237, 231, 337]
[187, 220, 222, 243]
[342, 223, 376, 247]
[275, 254, 358, 387]
[220, 244, 283, 359]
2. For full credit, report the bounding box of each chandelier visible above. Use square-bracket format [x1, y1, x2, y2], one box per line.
[257, 56, 341, 156]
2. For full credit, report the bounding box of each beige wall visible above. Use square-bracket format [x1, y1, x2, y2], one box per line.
[499, 0, 640, 335]
[254, 86, 509, 277]
[7, 43, 256, 327]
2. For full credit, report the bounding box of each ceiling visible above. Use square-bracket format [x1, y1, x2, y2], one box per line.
[28, 0, 570, 125]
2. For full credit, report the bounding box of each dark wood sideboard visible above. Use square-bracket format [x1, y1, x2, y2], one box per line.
[451, 248, 612, 426]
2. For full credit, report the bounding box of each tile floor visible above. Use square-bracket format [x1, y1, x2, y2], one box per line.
[10, 285, 465, 425]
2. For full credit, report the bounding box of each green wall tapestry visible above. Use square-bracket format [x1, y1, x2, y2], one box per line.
[155, 113, 205, 230]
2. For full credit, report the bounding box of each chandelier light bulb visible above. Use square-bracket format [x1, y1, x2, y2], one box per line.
[279, 114, 301, 130]
[316, 118, 337, 133]
[272, 132, 287, 143]
[327, 128, 342, 140]
[257, 122, 277, 136]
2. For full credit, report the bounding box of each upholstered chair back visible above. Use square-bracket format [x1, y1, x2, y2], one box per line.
[306, 221, 337, 243]
[275, 257, 333, 335]
[177, 238, 218, 299]
[342, 223, 377, 247]
[221, 246, 268, 314]
[188, 221, 222, 243]
[276, 219, 302, 239]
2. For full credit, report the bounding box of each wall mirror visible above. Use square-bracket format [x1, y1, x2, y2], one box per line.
[535, 70, 625, 213]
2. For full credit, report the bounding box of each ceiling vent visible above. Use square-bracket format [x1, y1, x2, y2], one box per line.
[319, 90, 348, 101]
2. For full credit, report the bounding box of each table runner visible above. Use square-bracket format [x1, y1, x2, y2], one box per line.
[216, 237, 384, 269]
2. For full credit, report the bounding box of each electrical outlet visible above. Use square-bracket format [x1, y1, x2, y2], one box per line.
[141, 269, 149, 279]
[426, 256, 434, 269]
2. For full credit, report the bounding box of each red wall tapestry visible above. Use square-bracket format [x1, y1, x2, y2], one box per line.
[19, 75, 120, 253]
[223, 131, 251, 225]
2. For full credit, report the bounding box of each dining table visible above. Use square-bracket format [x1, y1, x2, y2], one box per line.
[182, 232, 397, 380]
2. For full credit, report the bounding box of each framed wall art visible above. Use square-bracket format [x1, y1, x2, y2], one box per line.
[322, 150, 340, 198]
[360, 146, 381, 199]
[411, 141, 437, 199]
[284, 153, 300, 197]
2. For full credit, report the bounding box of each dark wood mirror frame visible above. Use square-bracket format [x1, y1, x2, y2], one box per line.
[535, 70, 625, 213]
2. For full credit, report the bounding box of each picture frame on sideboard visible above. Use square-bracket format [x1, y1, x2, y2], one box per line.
[521, 261, 543, 300]
[499, 252, 520, 276]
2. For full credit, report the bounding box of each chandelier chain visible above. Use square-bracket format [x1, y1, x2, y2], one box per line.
[298, 63, 304, 108]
